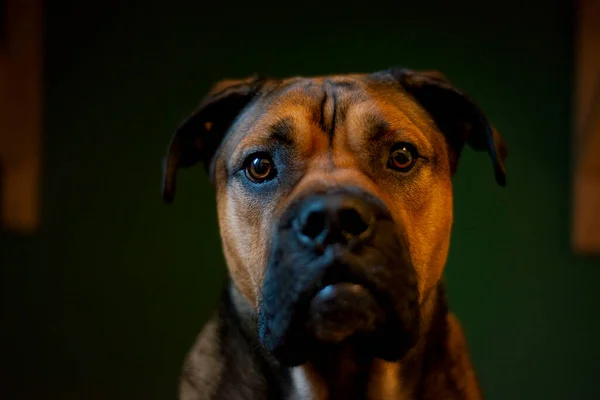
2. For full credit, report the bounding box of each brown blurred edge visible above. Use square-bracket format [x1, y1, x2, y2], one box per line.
[573, 0, 600, 254]
[0, 0, 43, 234]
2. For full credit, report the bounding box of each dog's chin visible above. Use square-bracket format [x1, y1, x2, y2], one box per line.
[303, 281, 417, 363]
[258, 278, 419, 367]
[306, 283, 383, 344]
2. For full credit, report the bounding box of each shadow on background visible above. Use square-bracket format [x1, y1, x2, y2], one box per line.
[1, 0, 599, 399]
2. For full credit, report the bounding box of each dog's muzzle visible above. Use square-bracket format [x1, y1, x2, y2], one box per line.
[258, 188, 419, 366]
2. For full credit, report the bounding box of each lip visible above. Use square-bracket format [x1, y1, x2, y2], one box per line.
[297, 257, 401, 333]
[315, 259, 397, 321]
[306, 282, 384, 343]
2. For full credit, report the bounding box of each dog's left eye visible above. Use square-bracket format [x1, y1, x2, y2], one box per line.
[388, 143, 419, 172]
[244, 153, 277, 183]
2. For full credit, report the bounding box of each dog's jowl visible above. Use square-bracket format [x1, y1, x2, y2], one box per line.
[163, 68, 507, 400]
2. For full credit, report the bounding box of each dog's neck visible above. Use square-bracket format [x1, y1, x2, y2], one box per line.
[291, 345, 372, 400]
[290, 344, 414, 400]
[229, 283, 481, 400]
[287, 286, 443, 400]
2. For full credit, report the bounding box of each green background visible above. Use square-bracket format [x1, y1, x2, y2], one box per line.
[2, 1, 600, 399]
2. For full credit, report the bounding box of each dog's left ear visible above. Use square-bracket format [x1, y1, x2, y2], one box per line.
[162, 76, 265, 203]
[389, 68, 507, 186]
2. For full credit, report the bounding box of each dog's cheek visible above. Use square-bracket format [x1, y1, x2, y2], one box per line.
[392, 180, 453, 302]
[216, 182, 250, 300]
[418, 184, 453, 301]
[217, 186, 273, 307]
[218, 216, 256, 306]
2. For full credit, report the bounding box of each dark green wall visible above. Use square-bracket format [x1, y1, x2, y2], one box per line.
[2, 1, 599, 399]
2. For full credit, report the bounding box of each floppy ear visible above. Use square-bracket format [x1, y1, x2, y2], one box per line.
[162, 76, 265, 203]
[389, 68, 507, 186]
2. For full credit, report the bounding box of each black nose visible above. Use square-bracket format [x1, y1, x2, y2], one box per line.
[295, 194, 375, 248]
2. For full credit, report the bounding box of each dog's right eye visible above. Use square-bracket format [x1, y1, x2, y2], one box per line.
[244, 153, 277, 183]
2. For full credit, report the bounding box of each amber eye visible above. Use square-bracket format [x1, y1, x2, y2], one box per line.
[389, 143, 418, 172]
[245, 154, 276, 183]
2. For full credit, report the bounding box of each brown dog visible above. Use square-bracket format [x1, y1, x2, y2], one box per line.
[163, 68, 507, 400]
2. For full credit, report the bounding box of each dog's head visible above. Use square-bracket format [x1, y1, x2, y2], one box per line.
[163, 69, 507, 366]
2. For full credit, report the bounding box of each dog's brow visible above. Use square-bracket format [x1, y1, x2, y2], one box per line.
[364, 114, 392, 143]
[267, 117, 295, 145]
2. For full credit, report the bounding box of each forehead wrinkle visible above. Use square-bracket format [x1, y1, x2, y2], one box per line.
[328, 82, 369, 132]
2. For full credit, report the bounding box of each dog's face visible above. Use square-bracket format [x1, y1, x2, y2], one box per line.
[163, 69, 507, 366]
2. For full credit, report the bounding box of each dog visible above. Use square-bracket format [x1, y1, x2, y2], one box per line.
[162, 67, 507, 400]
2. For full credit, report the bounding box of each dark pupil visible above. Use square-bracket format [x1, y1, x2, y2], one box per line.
[394, 149, 411, 166]
[251, 158, 271, 176]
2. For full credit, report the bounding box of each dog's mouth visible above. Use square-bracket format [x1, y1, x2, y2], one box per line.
[302, 260, 401, 345]
[258, 247, 420, 366]
[306, 282, 385, 344]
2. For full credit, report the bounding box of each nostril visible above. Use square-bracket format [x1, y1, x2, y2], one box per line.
[301, 210, 327, 240]
[338, 207, 370, 238]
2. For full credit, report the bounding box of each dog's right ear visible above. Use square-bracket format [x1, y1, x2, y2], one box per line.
[162, 76, 265, 203]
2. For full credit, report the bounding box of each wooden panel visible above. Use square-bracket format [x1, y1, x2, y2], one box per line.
[573, 0, 600, 254]
[0, 0, 43, 233]
[573, 113, 600, 253]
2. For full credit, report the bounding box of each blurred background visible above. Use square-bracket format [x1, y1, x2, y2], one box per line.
[1, 0, 600, 399]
